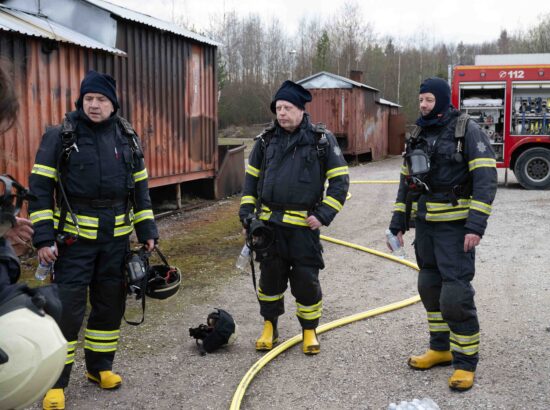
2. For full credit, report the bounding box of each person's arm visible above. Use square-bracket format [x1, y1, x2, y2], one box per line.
[131, 136, 159, 247]
[311, 132, 349, 227]
[239, 139, 264, 226]
[28, 128, 61, 251]
[463, 121, 497, 250]
[389, 158, 411, 236]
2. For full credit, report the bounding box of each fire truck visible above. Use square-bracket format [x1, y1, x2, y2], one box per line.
[451, 54, 550, 189]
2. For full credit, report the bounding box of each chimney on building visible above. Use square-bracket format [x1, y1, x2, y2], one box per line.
[349, 70, 363, 83]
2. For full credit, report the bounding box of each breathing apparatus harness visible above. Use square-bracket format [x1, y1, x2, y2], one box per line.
[0, 175, 35, 238]
[403, 113, 471, 230]
[243, 122, 329, 293]
[56, 114, 143, 246]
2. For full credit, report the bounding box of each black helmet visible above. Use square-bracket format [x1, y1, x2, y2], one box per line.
[145, 264, 181, 300]
[189, 308, 237, 355]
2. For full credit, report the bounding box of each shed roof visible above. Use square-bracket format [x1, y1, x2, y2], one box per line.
[0, 5, 126, 55]
[298, 71, 400, 107]
[297, 71, 380, 92]
[84, 0, 221, 47]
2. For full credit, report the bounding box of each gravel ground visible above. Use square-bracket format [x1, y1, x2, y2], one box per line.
[28, 156, 550, 410]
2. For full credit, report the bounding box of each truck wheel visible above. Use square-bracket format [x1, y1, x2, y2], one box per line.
[513, 147, 550, 190]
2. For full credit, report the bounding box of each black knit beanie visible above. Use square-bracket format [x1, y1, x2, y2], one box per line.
[270, 80, 312, 113]
[76, 70, 119, 112]
[418, 77, 450, 120]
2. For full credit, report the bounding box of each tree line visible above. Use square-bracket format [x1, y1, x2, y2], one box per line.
[198, 3, 550, 128]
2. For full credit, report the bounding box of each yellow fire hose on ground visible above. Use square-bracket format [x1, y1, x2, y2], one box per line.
[230, 177, 420, 409]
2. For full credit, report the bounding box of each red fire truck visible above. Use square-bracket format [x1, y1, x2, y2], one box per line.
[451, 56, 550, 189]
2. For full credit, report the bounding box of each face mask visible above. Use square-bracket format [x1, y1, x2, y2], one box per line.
[0, 175, 35, 237]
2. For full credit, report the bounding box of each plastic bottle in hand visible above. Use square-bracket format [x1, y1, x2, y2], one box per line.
[35, 245, 56, 281]
[385, 229, 406, 258]
[235, 243, 251, 272]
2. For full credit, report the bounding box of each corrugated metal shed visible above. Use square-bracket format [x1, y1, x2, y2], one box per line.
[298, 71, 404, 161]
[85, 0, 221, 47]
[0, 0, 222, 194]
[0, 4, 125, 55]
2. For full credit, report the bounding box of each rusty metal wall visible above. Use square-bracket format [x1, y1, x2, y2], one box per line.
[306, 87, 391, 159]
[0, 22, 218, 188]
[0, 32, 86, 184]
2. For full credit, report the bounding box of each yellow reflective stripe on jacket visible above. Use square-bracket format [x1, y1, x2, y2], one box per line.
[30, 209, 54, 224]
[427, 311, 450, 332]
[326, 165, 349, 179]
[134, 209, 154, 224]
[53, 211, 99, 228]
[468, 157, 496, 171]
[426, 199, 471, 212]
[282, 213, 309, 227]
[425, 210, 469, 222]
[240, 195, 257, 206]
[133, 168, 148, 182]
[470, 200, 492, 215]
[257, 288, 284, 302]
[401, 165, 409, 176]
[393, 202, 406, 213]
[246, 164, 260, 178]
[450, 332, 480, 355]
[114, 213, 134, 236]
[322, 195, 343, 212]
[65, 340, 77, 365]
[53, 221, 97, 240]
[31, 163, 58, 180]
[296, 300, 323, 320]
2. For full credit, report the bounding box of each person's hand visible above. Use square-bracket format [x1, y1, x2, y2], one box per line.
[37, 243, 57, 264]
[464, 233, 480, 252]
[144, 239, 155, 252]
[306, 215, 322, 230]
[386, 231, 404, 251]
[4, 217, 33, 245]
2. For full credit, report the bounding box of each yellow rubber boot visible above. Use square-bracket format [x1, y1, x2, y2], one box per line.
[86, 370, 122, 389]
[408, 349, 452, 370]
[255, 320, 278, 351]
[43, 388, 65, 410]
[302, 329, 320, 355]
[449, 369, 475, 391]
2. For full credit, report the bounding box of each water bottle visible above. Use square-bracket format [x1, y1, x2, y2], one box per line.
[35, 246, 55, 281]
[385, 229, 406, 258]
[235, 244, 251, 272]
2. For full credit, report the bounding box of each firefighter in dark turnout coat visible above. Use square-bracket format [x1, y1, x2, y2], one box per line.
[29, 71, 158, 410]
[239, 80, 349, 354]
[388, 77, 497, 391]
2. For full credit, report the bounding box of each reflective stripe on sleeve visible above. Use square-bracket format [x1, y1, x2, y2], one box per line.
[246, 164, 260, 178]
[134, 209, 154, 224]
[31, 164, 58, 180]
[322, 195, 343, 212]
[468, 157, 496, 171]
[470, 200, 492, 215]
[133, 168, 148, 182]
[326, 166, 349, 179]
[30, 209, 54, 224]
[240, 195, 257, 206]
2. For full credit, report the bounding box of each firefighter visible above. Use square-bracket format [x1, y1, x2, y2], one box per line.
[29, 70, 158, 409]
[239, 80, 349, 355]
[388, 77, 497, 391]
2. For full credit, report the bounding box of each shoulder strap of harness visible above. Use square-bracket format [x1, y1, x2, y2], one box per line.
[453, 113, 470, 159]
[117, 116, 144, 160]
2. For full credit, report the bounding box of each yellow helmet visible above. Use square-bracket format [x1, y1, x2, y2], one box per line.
[0, 290, 67, 409]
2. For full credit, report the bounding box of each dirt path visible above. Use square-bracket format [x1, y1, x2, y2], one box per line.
[28, 156, 550, 409]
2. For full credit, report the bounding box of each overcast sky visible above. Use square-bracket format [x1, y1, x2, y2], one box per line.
[107, 0, 550, 45]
